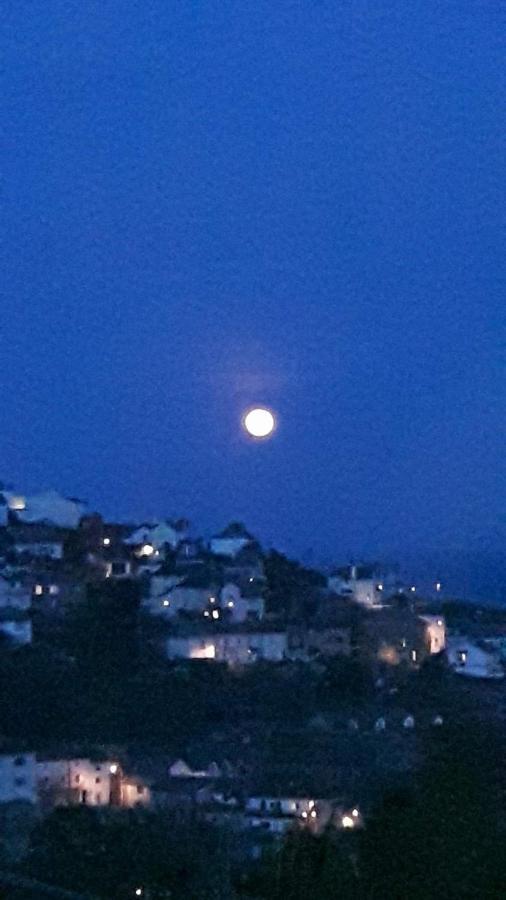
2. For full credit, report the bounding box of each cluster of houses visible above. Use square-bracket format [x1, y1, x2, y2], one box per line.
[0, 481, 505, 863]
[0, 483, 503, 679]
[0, 746, 364, 849]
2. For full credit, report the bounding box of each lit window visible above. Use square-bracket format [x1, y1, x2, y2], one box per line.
[34, 585, 43, 596]
[204, 610, 210, 617]
[435, 582, 441, 592]
[437, 619, 443, 627]
[310, 810, 317, 819]
[140, 543, 154, 557]
[227, 600, 234, 608]
[411, 649, 417, 662]
[49, 585, 59, 596]
[342, 816, 354, 828]
[301, 810, 308, 819]
[377, 583, 383, 591]
[162, 599, 170, 607]
[212, 610, 220, 620]
[109, 764, 118, 774]
[457, 650, 467, 665]
[8, 496, 26, 511]
[103, 537, 111, 547]
[352, 808, 359, 818]
[410, 586, 416, 593]
[209, 596, 216, 604]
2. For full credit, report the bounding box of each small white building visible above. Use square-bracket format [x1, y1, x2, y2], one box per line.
[419, 615, 446, 654]
[166, 631, 287, 664]
[124, 521, 187, 553]
[36, 758, 116, 807]
[328, 565, 385, 609]
[0, 753, 37, 804]
[447, 637, 504, 680]
[2, 490, 86, 528]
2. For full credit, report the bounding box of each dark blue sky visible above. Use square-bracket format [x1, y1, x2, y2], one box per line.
[2, 1, 504, 570]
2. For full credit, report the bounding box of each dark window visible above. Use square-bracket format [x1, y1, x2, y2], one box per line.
[14, 756, 26, 766]
[95, 777, 101, 784]
[136, 785, 144, 795]
[75, 775, 80, 783]
[14, 777, 26, 787]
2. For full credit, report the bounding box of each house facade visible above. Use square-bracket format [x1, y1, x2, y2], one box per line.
[0, 753, 37, 804]
[166, 630, 287, 664]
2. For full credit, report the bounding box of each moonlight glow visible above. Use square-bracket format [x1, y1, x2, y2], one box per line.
[243, 407, 276, 439]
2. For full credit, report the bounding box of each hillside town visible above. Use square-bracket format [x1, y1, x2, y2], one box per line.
[0, 485, 505, 897]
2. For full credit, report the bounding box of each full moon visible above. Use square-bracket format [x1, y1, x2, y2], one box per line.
[243, 407, 276, 439]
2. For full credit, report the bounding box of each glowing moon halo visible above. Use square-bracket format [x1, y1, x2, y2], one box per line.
[243, 407, 276, 439]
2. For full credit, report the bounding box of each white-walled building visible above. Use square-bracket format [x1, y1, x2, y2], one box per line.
[2, 490, 86, 528]
[419, 615, 446, 654]
[328, 565, 385, 609]
[145, 578, 264, 622]
[36, 758, 116, 807]
[0, 753, 37, 804]
[447, 637, 504, 680]
[124, 520, 187, 553]
[166, 630, 287, 664]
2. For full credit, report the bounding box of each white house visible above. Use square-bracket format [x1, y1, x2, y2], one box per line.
[0, 753, 37, 804]
[36, 758, 116, 807]
[419, 615, 446, 654]
[124, 521, 187, 553]
[166, 631, 287, 665]
[446, 637, 504, 680]
[219, 583, 264, 622]
[328, 565, 385, 609]
[2, 490, 86, 528]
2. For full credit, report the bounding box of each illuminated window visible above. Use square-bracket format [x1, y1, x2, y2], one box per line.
[8, 496, 26, 511]
[49, 585, 59, 595]
[34, 585, 43, 596]
[103, 537, 111, 547]
[162, 599, 170, 607]
[342, 816, 354, 828]
[457, 650, 467, 665]
[212, 610, 219, 620]
[411, 649, 417, 662]
[227, 600, 234, 608]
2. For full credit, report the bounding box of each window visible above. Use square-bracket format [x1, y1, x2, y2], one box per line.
[95, 793, 102, 804]
[95, 765, 101, 771]
[49, 585, 59, 596]
[95, 777, 101, 784]
[14, 756, 26, 766]
[14, 777, 26, 787]
[136, 785, 144, 795]
[75, 775, 80, 783]
[34, 585, 44, 596]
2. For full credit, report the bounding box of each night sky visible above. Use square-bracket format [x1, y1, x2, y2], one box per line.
[2, 3, 504, 584]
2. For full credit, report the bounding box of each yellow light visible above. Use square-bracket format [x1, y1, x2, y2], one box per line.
[204, 644, 216, 659]
[140, 543, 154, 557]
[243, 407, 276, 439]
[342, 816, 354, 828]
[308, 800, 315, 810]
[301, 810, 308, 819]
[103, 537, 111, 547]
[352, 808, 359, 818]
[310, 810, 317, 819]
